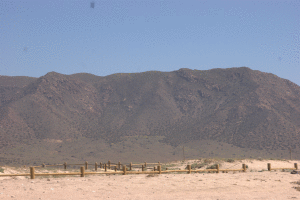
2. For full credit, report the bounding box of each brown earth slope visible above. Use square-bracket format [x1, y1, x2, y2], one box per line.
[0, 67, 300, 165]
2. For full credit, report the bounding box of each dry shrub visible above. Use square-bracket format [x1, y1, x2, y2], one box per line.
[146, 174, 158, 178]
[226, 159, 235, 163]
[291, 181, 300, 192]
[294, 187, 300, 192]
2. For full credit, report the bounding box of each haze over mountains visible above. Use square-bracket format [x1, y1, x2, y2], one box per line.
[1, 67, 300, 165]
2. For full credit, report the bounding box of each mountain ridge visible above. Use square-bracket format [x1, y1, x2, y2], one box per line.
[1, 67, 300, 165]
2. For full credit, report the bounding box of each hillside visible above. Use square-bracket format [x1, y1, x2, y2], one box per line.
[0, 67, 300, 165]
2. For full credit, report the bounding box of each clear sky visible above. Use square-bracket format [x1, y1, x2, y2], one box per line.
[1, 0, 299, 85]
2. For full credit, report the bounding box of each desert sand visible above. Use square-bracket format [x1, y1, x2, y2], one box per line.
[1, 159, 300, 200]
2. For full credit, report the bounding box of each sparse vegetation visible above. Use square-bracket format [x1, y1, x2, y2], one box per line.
[190, 163, 206, 169]
[0, 168, 4, 173]
[258, 169, 267, 172]
[291, 181, 300, 192]
[146, 174, 158, 178]
[226, 158, 235, 163]
[186, 159, 218, 169]
[162, 164, 176, 170]
[203, 159, 213, 164]
[206, 163, 221, 169]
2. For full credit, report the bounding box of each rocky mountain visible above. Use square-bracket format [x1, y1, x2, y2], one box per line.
[1, 67, 300, 165]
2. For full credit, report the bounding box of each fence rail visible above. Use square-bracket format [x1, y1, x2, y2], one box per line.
[267, 163, 298, 171]
[0, 162, 298, 179]
[0, 163, 245, 179]
[31, 161, 161, 171]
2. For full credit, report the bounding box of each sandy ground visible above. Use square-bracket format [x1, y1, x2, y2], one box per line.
[1, 159, 300, 200]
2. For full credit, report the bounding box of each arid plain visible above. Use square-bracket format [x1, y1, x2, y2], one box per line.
[1, 159, 300, 200]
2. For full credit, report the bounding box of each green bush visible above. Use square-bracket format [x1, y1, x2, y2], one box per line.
[0, 168, 4, 173]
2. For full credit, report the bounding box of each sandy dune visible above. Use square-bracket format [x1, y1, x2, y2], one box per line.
[1, 159, 300, 200]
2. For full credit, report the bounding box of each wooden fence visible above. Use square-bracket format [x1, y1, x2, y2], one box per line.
[267, 163, 298, 171]
[32, 161, 161, 171]
[0, 162, 298, 179]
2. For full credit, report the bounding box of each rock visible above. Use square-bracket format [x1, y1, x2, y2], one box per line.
[291, 170, 300, 174]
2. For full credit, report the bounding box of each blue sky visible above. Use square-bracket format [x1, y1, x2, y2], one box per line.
[1, 0, 299, 85]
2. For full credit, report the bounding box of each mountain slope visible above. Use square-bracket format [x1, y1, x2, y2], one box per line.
[0, 67, 300, 164]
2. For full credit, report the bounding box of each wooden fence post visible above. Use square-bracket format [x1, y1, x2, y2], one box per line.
[115, 166, 117, 172]
[267, 163, 271, 171]
[145, 162, 147, 167]
[108, 160, 111, 169]
[118, 161, 121, 170]
[100, 162, 102, 169]
[142, 165, 144, 171]
[95, 162, 98, 171]
[42, 163, 45, 168]
[30, 167, 35, 179]
[216, 164, 219, 173]
[105, 164, 107, 172]
[242, 164, 246, 172]
[123, 165, 127, 175]
[154, 167, 156, 171]
[294, 163, 298, 170]
[64, 162, 67, 170]
[85, 161, 88, 170]
[81, 166, 85, 177]
[130, 162, 132, 171]
[158, 165, 161, 174]
[187, 165, 191, 174]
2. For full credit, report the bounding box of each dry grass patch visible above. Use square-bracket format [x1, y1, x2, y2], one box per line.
[291, 181, 300, 192]
[146, 174, 159, 178]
